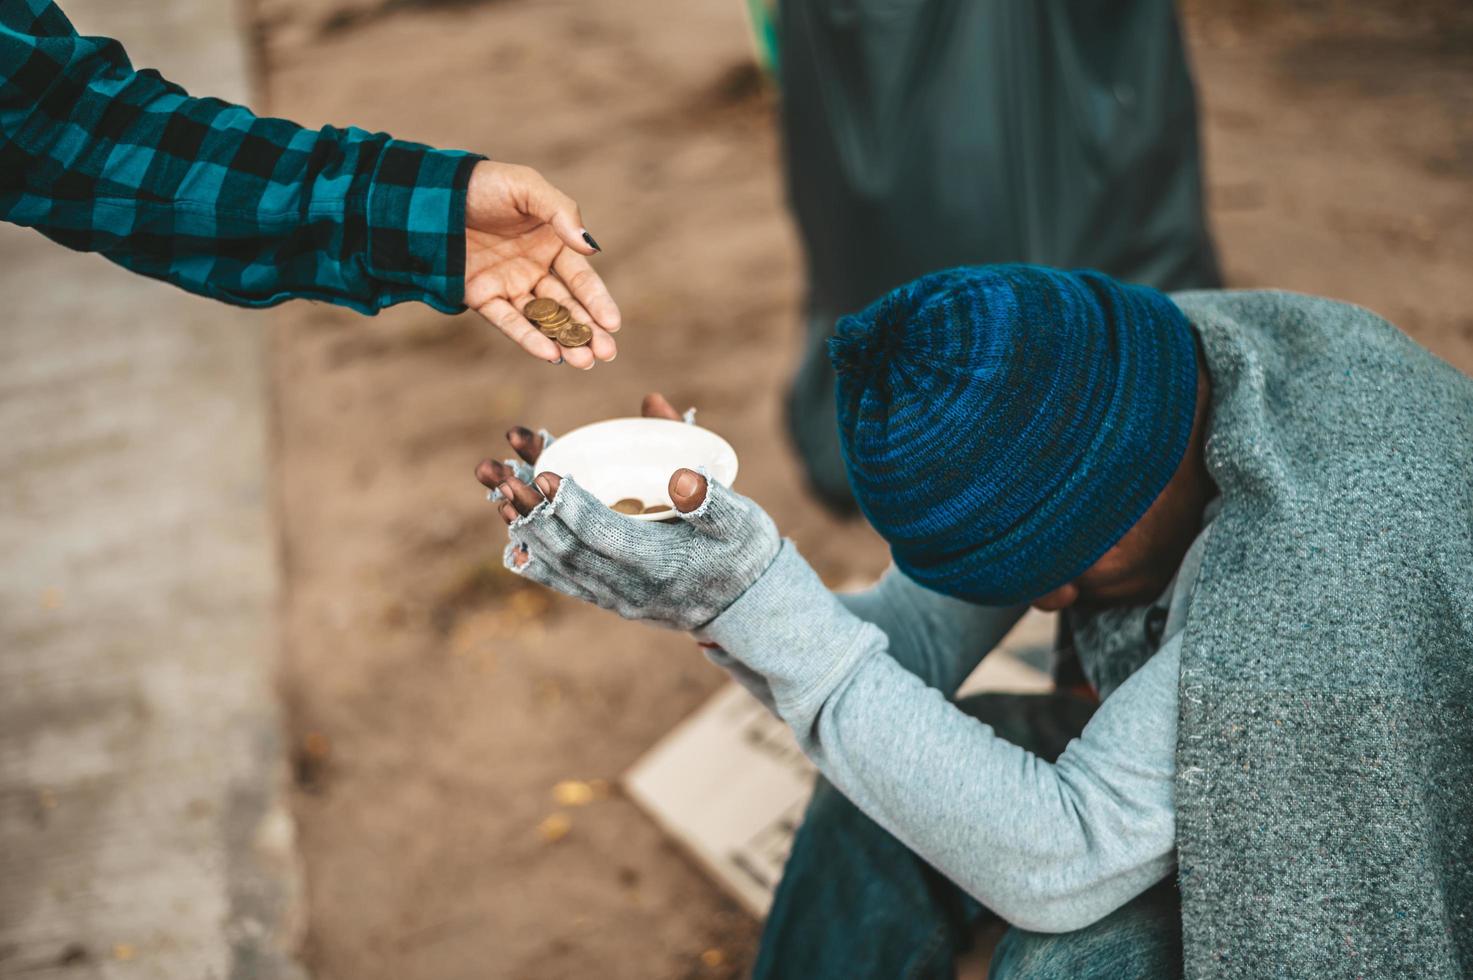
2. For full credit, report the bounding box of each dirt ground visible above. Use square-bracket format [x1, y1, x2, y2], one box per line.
[255, 2, 1473, 978]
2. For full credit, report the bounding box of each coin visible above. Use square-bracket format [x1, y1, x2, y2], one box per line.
[641, 504, 673, 515]
[524, 298, 560, 322]
[610, 498, 644, 515]
[541, 309, 571, 328]
[556, 321, 593, 348]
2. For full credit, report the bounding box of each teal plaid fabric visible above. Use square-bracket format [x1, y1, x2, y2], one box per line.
[1, 0, 481, 313]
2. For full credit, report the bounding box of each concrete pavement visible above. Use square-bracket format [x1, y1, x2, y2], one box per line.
[0, 2, 306, 977]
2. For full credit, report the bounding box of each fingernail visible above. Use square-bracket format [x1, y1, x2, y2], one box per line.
[497, 482, 512, 499]
[550, 356, 563, 366]
[507, 426, 529, 441]
[673, 470, 701, 497]
[581, 230, 601, 252]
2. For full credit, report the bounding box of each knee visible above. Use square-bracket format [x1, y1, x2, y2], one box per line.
[796, 777, 872, 841]
[989, 890, 1182, 980]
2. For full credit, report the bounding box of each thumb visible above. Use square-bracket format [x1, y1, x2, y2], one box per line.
[522, 171, 599, 255]
[670, 468, 708, 513]
[671, 469, 764, 543]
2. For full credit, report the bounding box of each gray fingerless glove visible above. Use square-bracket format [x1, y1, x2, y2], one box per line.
[504, 473, 782, 631]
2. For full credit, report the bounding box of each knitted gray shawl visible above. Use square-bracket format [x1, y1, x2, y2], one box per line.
[1171, 290, 1473, 978]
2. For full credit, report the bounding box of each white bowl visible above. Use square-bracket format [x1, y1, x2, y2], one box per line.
[534, 418, 739, 521]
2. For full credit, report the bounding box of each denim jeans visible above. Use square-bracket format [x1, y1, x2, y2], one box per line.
[752, 692, 1184, 980]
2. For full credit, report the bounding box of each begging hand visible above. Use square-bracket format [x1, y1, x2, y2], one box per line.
[474, 394, 781, 630]
[463, 161, 621, 370]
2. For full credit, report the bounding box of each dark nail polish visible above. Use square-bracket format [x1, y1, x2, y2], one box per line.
[582, 230, 601, 252]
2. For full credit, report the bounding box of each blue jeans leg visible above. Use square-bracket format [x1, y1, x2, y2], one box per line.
[751, 775, 978, 980]
[752, 692, 1098, 980]
[989, 878, 1183, 980]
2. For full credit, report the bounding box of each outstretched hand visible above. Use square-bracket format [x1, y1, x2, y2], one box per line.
[474, 393, 781, 631]
[474, 393, 694, 523]
[462, 161, 621, 370]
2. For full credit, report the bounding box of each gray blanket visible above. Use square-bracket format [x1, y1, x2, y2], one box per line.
[1172, 290, 1473, 978]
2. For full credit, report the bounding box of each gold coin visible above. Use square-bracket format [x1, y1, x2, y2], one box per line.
[556, 321, 593, 348]
[537, 319, 564, 337]
[524, 297, 560, 322]
[610, 498, 643, 515]
[537, 309, 571, 330]
[641, 504, 673, 515]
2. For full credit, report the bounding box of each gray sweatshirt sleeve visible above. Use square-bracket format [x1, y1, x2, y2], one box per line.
[702, 564, 1024, 710]
[836, 566, 1027, 692]
[700, 542, 1179, 933]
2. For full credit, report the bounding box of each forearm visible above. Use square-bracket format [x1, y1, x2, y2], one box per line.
[802, 648, 1178, 931]
[702, 644, 778, 712]
[701, 543, 1179, 931]
[1, 6, 478, 311]
[837, 565, 1025, 693]
[704, 561, 1021, 709]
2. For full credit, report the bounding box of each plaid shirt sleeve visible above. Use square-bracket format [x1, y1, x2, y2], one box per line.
[0, 0, 482, 314]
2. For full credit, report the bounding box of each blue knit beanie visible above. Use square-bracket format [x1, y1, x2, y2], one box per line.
[830, 264, 1199, 605]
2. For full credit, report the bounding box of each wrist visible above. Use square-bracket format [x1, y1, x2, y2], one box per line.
[699, 542, 876, 715]
[363, 140, 483, 312]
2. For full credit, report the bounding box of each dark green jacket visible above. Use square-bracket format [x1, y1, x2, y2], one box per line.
[780, 0, 1221, 511]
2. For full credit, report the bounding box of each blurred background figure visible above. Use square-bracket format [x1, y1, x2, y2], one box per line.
[763, 0, 1221, 512]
